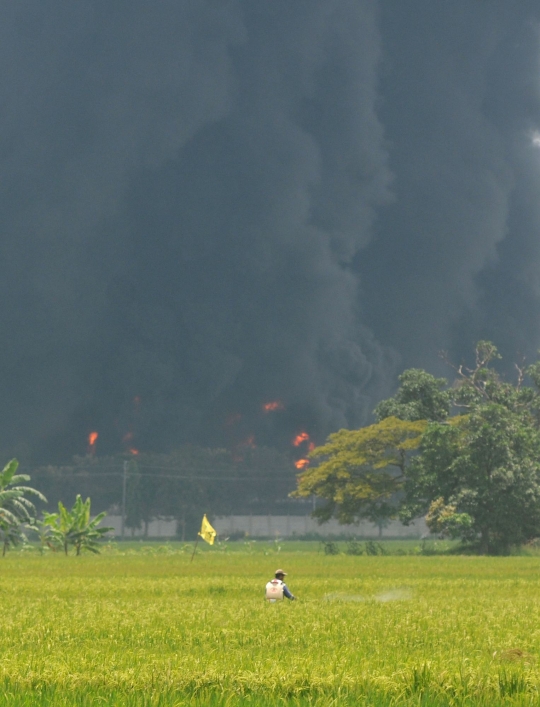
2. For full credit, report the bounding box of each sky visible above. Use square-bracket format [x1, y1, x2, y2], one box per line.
[1, 1, 540, 462]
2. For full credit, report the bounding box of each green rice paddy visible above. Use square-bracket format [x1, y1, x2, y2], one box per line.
[2, 542, 540, 706]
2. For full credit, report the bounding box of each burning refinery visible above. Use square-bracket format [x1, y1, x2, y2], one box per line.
[83, 396, 317, 475]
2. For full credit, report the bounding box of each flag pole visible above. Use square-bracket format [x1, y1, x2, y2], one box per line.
[191, 514, 216, 562]
[190, 534, 200, 563]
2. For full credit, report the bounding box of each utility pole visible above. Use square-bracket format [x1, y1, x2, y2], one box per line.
[121, 460, 128, 540]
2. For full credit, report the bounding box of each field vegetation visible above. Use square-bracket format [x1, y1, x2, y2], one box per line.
[2, 543, 540, 706]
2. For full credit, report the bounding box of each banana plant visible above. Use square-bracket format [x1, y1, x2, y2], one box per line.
[0, 459, 46, 556]
[0, 518, 27, 556]
[34, 518, 59, 554]
[43, 495, 113, 555]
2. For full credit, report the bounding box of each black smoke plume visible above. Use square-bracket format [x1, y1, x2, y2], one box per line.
[0, 1, 538, 462]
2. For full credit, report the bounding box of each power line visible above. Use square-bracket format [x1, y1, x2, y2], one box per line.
[21, 463, 300, 477]
[25, 470, 298, 481]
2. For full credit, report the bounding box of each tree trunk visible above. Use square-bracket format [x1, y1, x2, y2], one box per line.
[2, 541, 6, 557]
[64, 541, 68, 556]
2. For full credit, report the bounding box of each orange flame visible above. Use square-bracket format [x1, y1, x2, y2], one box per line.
[262, 401, 284, 412]
[88, 431, 98, 456]
[295, 458, 310, 469]
[129, 448, 139, 456]
[292, 432, 310, 447]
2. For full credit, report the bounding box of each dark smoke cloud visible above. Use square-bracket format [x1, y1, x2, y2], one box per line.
[0, 1, 539, 462]
[0, 1, 394, 460]
[361, 2, 540, 374]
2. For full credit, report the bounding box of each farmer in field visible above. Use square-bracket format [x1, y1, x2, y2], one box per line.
[265, 569, 296, 602]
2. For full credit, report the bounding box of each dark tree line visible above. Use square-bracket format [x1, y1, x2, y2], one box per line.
[27, 445, 302, 539]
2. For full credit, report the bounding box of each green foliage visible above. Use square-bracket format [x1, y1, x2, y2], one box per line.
[0, 520, 27, 556]
[34, 518, 58, 554]
[403, 404, 540, 553]
[292, 417, 426, 524]
[0, 458, 46, 556]
[425, 497, 475, 541]
[364, 540, 386, 555]
[34, 445, 297, 539]
[298, 342, 540, 554]
[401, 341, 540, 553]
[374, 369, 452, 422]
[124, 460, 159, 538]
[398, 341, 540, 553]
[450, 341, 539, 415]
[323, 541, 339, 555]
[0, 551, 538, 705]
[43, 495, 113, 555]
[346, 539, 363, 555]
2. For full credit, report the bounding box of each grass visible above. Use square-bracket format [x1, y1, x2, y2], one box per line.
[2, 543, 540, 705]
[111, 537, 458, 555]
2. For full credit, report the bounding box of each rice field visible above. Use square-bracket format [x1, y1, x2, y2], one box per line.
[2, 542, 540, 706]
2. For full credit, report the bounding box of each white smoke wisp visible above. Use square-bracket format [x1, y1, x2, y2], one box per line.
[374, 588, 413, 602]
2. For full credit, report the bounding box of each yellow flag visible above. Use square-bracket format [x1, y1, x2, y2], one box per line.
[199, 514, 217, 545]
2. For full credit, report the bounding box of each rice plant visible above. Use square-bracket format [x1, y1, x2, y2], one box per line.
[0, 547, 539, 705]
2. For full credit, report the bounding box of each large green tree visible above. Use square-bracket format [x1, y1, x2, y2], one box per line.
[402, 407, 540, 553]
[296, 342, 540, 553]
[292, 416, 426, 524]
[374, 369, 453, 423]
[400, 343, 540, 553]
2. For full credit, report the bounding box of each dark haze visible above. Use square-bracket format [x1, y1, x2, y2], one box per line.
[1, 1, 539, 462]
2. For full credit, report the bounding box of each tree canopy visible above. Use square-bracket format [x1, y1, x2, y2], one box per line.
[374, 369, 452, 422]
[292, 416, 426, 524]
[295, 342, 540, 553]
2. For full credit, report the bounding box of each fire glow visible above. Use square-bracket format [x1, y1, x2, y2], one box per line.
[292, 430, 314, 470]
[262, 401, 284, 412]
[122, 431, 139, 455]
[88, 431, 98, 454]
[292, 431, 310, 447]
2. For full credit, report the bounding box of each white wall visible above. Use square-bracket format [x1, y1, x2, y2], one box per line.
[103, 515, 177, 538]
[104, 514, 429, 539]
[214, 515, 429, 538]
